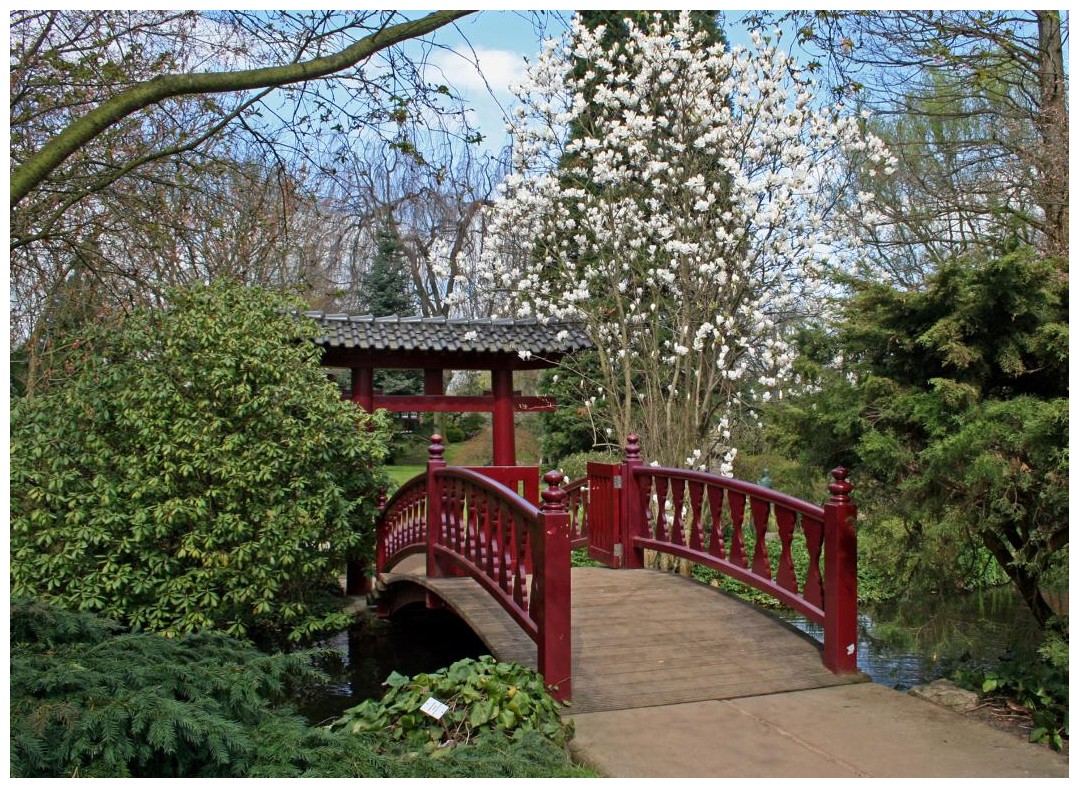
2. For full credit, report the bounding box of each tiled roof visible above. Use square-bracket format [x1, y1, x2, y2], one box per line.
[305, 312, 595, 356]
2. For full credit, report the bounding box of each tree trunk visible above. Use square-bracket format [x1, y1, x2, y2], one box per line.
[1035, 10, 1068, 258]
[982, 528, 1057, 628]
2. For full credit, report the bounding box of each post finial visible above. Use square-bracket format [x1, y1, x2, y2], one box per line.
[828, 466, 853, 502]
[541, 469, 567, 511]
[428, 434, 445, 461]
[625, 433, 641, 463]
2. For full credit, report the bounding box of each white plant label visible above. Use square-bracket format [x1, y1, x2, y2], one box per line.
[420, 696, 450, 720]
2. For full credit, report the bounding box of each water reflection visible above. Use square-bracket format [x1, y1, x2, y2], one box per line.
[774, 587, 1046, 690]
[292, 605, 488, 726]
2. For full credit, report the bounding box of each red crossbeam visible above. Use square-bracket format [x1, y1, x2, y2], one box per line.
[369, 394, 556, 413]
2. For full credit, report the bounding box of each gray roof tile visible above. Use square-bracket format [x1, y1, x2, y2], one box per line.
[305, 312, 594, 356]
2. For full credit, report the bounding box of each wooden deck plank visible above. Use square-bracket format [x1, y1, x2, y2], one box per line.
[379, 564, 865, 716]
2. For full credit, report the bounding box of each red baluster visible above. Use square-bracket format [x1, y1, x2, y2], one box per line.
[654, 475, 670, 543]
[727, 490, 747, 568]
[802, 514, 824, 608]
[750, 497, 771, 578]
[706, 485, 726, 560]
[688, 481, 704, 552]
[670, 479, 686, 547]
[774, 506, 798, 593]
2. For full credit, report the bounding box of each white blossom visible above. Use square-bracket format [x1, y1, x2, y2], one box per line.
[477, 11, 892, 467]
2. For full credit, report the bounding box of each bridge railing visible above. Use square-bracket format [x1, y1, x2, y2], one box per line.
[580, 435, 859, 674]
[375, 436, 572, 701]
[563, 477, 590, 549]
[376, 474, 429, 574]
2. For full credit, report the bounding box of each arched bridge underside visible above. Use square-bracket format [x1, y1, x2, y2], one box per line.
[379, 559, 866, 716]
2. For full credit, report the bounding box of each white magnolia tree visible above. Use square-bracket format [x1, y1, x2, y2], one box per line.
[481, 12, 894, 470]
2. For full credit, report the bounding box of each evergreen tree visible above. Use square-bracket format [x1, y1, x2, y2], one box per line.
[360, 220, 414, 318]
[358, 218, 423, 447]
[775, 251, 1067, 626]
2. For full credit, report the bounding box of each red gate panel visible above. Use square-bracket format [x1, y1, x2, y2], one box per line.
[586, 462, 622, 567]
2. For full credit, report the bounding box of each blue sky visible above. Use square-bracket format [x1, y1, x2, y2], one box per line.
[420, 10, 573, 154]
[417, 9, 762, 155]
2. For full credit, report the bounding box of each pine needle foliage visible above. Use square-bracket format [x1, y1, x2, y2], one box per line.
[9, 601, 594, 778]
[10, 600, 333, 777]
[774, 251, 1067, 623]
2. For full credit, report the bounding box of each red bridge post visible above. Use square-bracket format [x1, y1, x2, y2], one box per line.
[822, 467, 858, 673]
[535, 470, 572, 701]
[619, 434, 645, 569]
[425, 435, 447, 582]
[373, 487, 388, 578]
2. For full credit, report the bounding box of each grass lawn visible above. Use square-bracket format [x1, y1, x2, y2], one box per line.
[384, 465, 424, 487]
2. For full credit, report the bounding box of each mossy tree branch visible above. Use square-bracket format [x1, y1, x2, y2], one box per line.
[11, 10, 474, 206]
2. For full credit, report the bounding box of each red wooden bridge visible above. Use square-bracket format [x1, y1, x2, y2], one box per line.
[373, 435, 863, 710]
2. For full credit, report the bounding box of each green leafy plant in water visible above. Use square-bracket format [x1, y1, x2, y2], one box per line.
[333, 656, 571, 754]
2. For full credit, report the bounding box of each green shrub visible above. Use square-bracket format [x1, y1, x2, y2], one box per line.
[571, 547, 606, 568]
[334, 656, 571, 752]
[1038, 616, 1068, 672]
[10, 280, 391, 642]
[556, 450, 620, 482]
[953, 644, 1069, 751]
[291, 729, 595, 778]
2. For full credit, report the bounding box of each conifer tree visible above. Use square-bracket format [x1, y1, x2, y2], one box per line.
[359, 219, 423, 406]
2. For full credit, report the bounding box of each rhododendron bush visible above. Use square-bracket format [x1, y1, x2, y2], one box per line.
[481, 12, 894, 470]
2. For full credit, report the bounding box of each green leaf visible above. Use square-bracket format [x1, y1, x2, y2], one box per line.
[469, 700, 495, 729]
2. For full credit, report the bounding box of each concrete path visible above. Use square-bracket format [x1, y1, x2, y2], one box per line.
[566, 682, 1068, 778]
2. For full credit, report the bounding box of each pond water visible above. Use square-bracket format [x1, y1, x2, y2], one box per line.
[292, 605, 489, 726]
[774, 586, 1047, 690]
[294, 586, 1049, 724]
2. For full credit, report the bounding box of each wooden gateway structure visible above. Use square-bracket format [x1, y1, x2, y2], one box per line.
[307, 312, 594, 466]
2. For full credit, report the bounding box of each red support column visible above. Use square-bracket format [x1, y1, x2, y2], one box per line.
[620, 434, 646, 569]
[351, 367, 375, 412]
[347, 366, 377, 594]
[535, 470, 571, 701]
[424, 368, 444, 395]
[823, 467, 858, 674]
[366, 488, 387, 603]
[491, 367, 516, 466]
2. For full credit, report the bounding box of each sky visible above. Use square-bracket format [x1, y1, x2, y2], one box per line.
[418, 10, 573, 155]
[411, 9, 764, 156]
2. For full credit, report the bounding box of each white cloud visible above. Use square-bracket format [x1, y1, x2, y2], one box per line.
[427, 46, 528, 150]
[430, 46, 527, 103]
